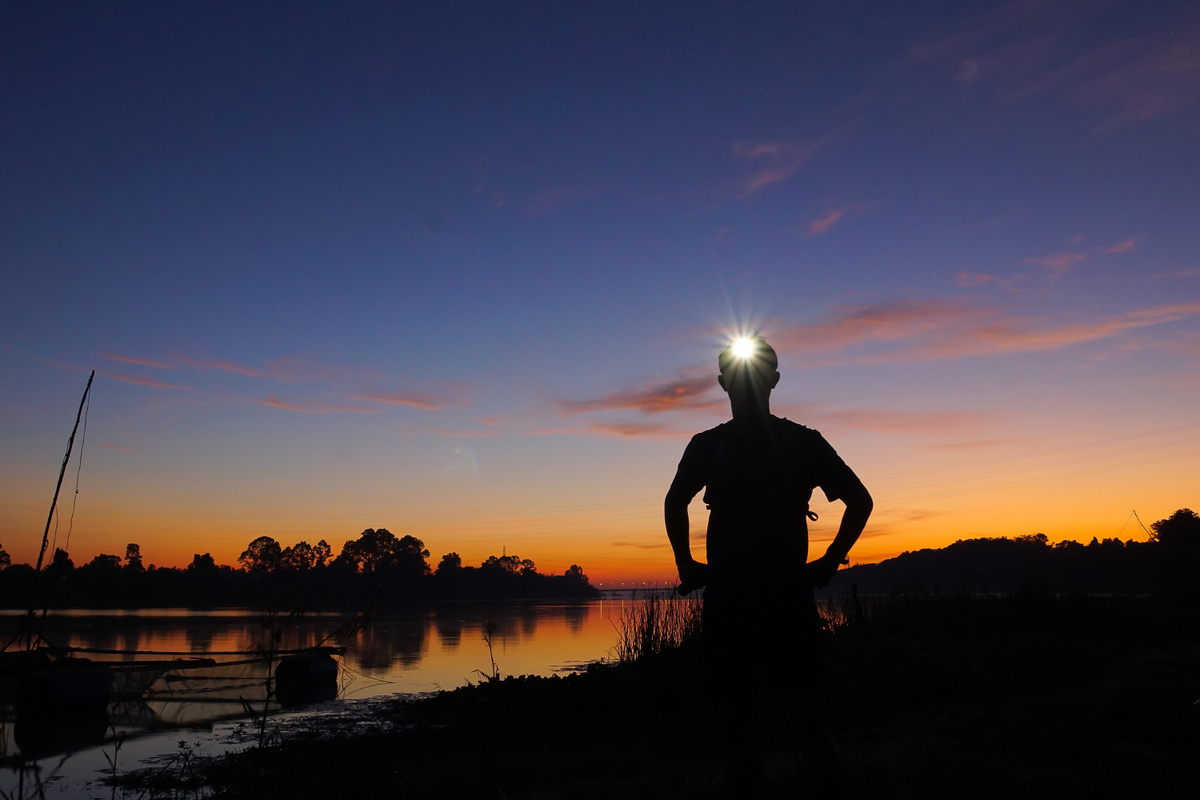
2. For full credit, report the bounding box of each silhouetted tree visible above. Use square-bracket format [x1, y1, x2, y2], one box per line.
[47, 548, 74, 577]
[1015, 533, 1049, 547]
[565, 564, 589, 584]
[1150, 508, 1200, 550]
[85, 554, 122, 570]
[436, 552, 463, 575]
[280, 540, 332, 571]
[482, 554, 536, 575]
[238, 536, 283, 573]
[335, 529, 430, 576]
[188, 552, 218, 573]
[124, 543, 145, 572]
[0, 544, 9, 569]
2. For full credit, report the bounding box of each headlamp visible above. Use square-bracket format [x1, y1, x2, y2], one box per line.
[731, 337, 756, 360]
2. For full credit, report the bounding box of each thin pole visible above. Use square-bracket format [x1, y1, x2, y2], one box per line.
[34, 370, 94, 572]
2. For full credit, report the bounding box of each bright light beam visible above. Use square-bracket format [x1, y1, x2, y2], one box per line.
[731, 337, 756, 359]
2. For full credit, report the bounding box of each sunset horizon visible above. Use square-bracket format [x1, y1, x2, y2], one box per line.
[3, 1, 1197, 588]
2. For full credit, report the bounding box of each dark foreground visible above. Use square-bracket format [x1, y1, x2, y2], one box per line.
[121, 593, 1199, 799]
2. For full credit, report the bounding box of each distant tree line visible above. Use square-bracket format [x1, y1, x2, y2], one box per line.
[829, 508, 1200, 596]
[0, 528, 597, 610]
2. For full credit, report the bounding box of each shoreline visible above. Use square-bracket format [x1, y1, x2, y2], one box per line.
[113, 592, 1200, 799]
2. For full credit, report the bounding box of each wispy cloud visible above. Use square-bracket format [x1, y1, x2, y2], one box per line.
[730, 139, 824, 198]
[1102, 238, 1136, 254]
[585, 421, 674, 439]
[353, 391, 446, 411]
[906, 3, 1200, 130]
[773, 298, 991, 354]
[97, 349, 458, 416]
[955, 271, 995, 287]
[103, 371, 187, 390]
[101, 353, 175, 370]
[172, 355, 276, 379]
[772, 298, 1200, 365]
[558, 371, 723, 416]
[260, 395, 378, 415]
[921, 302, 1200, 359]
[1034, 25, 1200, 130]
[1022, 251, 1086, 277]
[805, 203, 873, 238]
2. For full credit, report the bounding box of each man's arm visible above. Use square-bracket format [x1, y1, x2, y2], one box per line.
[808, 475, 873, 588]
[665, 483, 708, 590]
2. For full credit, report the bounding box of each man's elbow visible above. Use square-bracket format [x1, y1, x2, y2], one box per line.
[664, 487, 691, 511]
[846, 483, 873, 515]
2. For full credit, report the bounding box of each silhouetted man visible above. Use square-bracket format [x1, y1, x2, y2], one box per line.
[665, 336, 872, 798]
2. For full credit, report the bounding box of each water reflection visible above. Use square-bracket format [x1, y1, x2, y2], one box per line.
[0, 598, 632, 786]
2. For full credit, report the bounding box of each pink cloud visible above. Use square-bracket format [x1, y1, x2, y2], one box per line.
[103, 371, 187, 390]
[101, 353, 174, 370]
[558, 372, 723, 416]
[922, 303, 1200, 359]
[772, 298, 992, 354]
[173, 355, 273, 379]
[806, 203, 873, 237]
[585, 421, 672, 438]
[911, 4, 1200, 129]
[1102, 238, 1136, 254]
[808, 208, 845, 237]
[260, 395, 378, 415]
[730, 142, 786, 158]
[730, 139, 824, 198]
[353, 391, 446, 411]
[771, 299, 1200, 365]
[955, 271, 994, 287]
[956, 57, 981, 85]
[1022, 251, 1087, 276]
[170, 352, 356, 384]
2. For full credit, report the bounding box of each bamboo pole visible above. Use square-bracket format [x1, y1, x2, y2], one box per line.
[34, 370, 94, 573]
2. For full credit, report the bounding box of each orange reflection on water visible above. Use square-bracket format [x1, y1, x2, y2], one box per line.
[1, 600, 633, 705]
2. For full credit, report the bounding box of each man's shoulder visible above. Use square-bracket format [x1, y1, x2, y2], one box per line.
[685, 421, 730, 449]
[771, 415, 822, 440]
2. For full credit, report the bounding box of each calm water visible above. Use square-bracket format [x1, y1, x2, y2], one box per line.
[0, 597, 640, 798]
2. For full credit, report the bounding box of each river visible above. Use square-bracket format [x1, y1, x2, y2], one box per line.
[0, 596, 644, 798]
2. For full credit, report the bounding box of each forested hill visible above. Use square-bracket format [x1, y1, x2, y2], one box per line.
[827, 508, 1200, 596]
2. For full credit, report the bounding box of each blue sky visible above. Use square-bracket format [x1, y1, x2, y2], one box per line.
[3, 1, 1198, 580]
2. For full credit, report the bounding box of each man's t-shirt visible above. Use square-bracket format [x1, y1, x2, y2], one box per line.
[668, 415, 855, 589]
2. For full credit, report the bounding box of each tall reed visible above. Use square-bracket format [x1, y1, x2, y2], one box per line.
[612, 591, 703, 664]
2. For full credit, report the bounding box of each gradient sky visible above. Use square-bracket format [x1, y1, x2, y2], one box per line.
[3, 1, 1198, 584]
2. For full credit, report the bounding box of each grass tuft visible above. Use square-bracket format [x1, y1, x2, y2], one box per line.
[611, 591, 703, 664]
